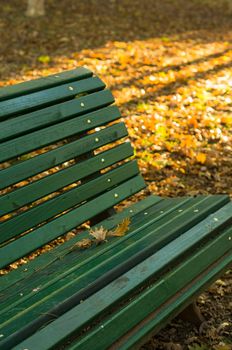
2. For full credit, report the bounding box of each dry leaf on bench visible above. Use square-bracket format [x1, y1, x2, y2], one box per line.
[73, 238, 93, 249]
[89, 226, 108, 243]
[108, 218, 131, 237]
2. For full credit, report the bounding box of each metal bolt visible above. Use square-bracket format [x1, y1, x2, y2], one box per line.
[87, 119, 91, 124]
[107, 178, 111, 182]
[114, 193, 119, 198]
[20, 293, 23, 296]
[144, 212, 148, 215]
[101, 158, 105, 163]
[194, 209, 199, 212]
[160, 211, 164, 214]
[214, 218, 219, 222]
[129, 209, 133, 213]
[178, 209, 183, 212]
[95, 137, 99, 142]
[0, 334, 4, 338]
[69, 86, 74, 91]
[228, 237, 231, 240]
[80, 102, 85, 107]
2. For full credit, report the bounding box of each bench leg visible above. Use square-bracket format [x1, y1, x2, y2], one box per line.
[178, 301, 205, 327]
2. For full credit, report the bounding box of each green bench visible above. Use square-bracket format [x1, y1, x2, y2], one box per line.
[0, 67, 231, 350]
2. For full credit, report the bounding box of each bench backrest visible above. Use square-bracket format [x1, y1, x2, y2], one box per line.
[0, 68, 146, 269]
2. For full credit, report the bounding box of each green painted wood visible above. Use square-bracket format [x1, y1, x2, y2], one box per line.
[0, 160, 139, 243]
[0, 195, 227, 304]
[1, 197, 230, 339]
[0, 198, 183, 314]
[0, 75, 103, 120]
[0, 143, 133, 218]
[0, 68, 92, 102]
[0, 122, 127, 190]
[9, 203, 232, 350]
[0, 175, 146, 268]
[70, 230, 231, 350]
[117, 254, 231, 350]
[0, 98, 119, 143]
[0, 195, 162, 292]
[0, 89, 114, 162]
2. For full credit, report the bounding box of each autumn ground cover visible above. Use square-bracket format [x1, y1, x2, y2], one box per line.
[0, 0, 231, 349]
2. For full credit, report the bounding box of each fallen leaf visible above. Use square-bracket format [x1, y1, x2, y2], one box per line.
[196, 153, 207, 164]
[89, 226, 108, 242]
[73, 238, 93, 249]
[108, 218, 131, 237]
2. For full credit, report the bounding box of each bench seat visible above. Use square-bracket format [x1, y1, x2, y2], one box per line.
[0, 68, 231, 350]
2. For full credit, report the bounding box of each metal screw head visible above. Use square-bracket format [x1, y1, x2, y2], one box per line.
[107, 178, 111, 182]
[144, 212, 148, 215]
[129, 209, 133, 213]
[87, 119, 91, 124]
[214, 217, 219, 222]
[69, 86, 74, 91]
[95, 137, 99, 142]
[55, 75, 59, 78]
[101, 158, 105, 163]
[194, 209, 199, 212]
[114, 193, 119, 198]
[80, 102, 85, 107]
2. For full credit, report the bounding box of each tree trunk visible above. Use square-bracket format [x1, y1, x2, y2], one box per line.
[26, 0, 45, 17]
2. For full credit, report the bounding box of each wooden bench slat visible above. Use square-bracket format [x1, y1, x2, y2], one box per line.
[0, 89, 115, 162]
[11, 202, 232, 350]
[0, 99, 119, 143]
[0, 160, 139, 243]
[0, 195, 162, 292]
[116, 252, 232, 350]
[1, 196, 230, 342]
[73, 230, 231, 350]
[0, 197, 209, 336]
[0, 175, 146, 268]
[12, 251, 232, 350]
[1, 198, 182, 311]
[0, 143, 133, 217]
[0, 122, 127, 189]
[0, 75, 103, 120]
[0, 68, 92, 102]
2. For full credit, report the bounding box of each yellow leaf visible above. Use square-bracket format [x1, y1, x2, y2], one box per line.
[66, 232, 76, 241]
[38, 55, 51, 64]
[196, 153, 207, 164]
[108, 218, 131, 237]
